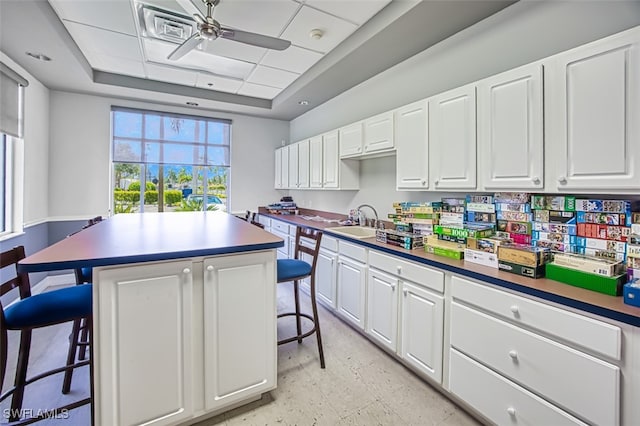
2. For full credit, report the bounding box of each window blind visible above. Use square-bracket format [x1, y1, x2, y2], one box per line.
[0, 62, 28, 138]
[111, 107, 231, 167]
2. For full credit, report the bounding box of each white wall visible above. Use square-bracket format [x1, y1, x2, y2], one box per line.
[1, 51, 50, 226]
[48, 92, 288, 218]
[287, 0, 640, 217]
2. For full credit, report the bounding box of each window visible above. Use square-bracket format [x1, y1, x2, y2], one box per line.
[0, 133, 18, 238]
[111, 107, 231, 214]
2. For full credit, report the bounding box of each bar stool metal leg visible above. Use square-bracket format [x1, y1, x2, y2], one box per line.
[309, 276, 325, 368]
[11, 330, 32, 422]
[293, 280, 303, 344]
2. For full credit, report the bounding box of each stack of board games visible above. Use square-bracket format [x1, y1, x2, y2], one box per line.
[375, 227, 424, 250]
[530, 195, 577, 252]
[440, 198, 466, 228]
[627, 217, 640, 284]
[465, 235, 512, 269]
[494, 193, 532, 245]
[546, 253, 626, 296]
[463, 194, 500, 268]
[573, 199, 638, 263]
[427, 224, 495, 260]
[465, 195, 496, 227]
[497, 243, 551, 278]
[389, 201, 442, 237]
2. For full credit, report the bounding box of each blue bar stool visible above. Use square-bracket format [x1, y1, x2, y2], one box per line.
[276, 227, 325, 368]
[1, 246, 92, 424]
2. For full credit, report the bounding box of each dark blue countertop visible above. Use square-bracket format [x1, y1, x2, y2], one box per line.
[18, 212, 284, 273]
[264, 211, 640, 328]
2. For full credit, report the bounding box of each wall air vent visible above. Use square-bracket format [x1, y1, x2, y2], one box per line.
[139, 4, 195, 44]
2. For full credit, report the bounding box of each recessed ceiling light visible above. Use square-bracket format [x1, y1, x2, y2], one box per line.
[298, 100, 309, 106]
[26, 52, 51, 61]
[186, 101, 199, 106]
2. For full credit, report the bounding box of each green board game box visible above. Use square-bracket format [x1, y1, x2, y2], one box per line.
[545, 263, 625, 296]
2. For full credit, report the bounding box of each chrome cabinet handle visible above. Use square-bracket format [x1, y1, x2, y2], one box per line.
[510, 305, 519, 315]
[507, 407, 516, 417]
[403, 289, 408, 296]
[206, 265, 214, 272]
[396, 266, 402, 274]
[532, 176, 540, 185]
[183, 268, 191, 274]
[357, 147, 362, 152]
[508, 350, 518, 360]
[421, 180, 426, 186]
[558, 176, 567, 185]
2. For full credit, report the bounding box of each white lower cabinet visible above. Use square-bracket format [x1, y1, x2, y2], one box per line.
[95, 251, 277, 426]
[366, 268, 399, 352]
[449, 275, 620, 426]
[203, 253, 276, 411]
[316, 237, 338, 309]
[450, 349, 587, 426]
[399, 281, 444, 384]
[336, 242, 367, 330]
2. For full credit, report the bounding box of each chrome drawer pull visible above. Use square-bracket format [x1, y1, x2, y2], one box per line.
[206, 265, 214, 272]
[510, 305, 519, 315]
[507, 407, 516, 417]
[183, 268, 191, 275]
[508, 350, 518, 360]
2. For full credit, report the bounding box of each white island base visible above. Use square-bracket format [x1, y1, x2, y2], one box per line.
[93, 250, 277, 426]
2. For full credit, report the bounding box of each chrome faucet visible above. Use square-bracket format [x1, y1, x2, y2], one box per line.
[356, 204, 381, 229]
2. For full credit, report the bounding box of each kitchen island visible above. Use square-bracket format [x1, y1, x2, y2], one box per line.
[18, 212, 284, 426]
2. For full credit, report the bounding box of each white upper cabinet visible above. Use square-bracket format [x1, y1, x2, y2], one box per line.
[429, 84, 477, 190]
[339, 122, 364, 158]
[363, 111, 394, 155]
[323, 130, 340, 188]
[309, 135, 323, 188]
[546, 27, 640, 191]
[281, 145, 290, 190]
[274, 147, 284, 189]
[298, 139, 310, 188]
[395, 100, 429, 190]
[287, 142, 299, 188]
[478, 63, 544, 190]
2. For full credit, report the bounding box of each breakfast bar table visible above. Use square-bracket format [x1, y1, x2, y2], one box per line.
[18, 212, 284, 426]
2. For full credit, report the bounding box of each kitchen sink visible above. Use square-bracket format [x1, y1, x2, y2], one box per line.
[328, 226, 378, 239]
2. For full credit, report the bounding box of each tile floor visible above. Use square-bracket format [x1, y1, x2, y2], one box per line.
[1, 281, 482, 425]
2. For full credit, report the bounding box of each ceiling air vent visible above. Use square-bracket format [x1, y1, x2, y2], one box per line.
[139, 4, 195, 44]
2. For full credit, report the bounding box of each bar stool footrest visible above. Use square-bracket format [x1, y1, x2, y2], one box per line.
[277, 312, 317, 345]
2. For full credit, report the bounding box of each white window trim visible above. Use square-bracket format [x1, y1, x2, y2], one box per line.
[0, 135, 24, 241]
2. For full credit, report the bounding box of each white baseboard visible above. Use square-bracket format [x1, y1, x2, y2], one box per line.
[33, 273, 76, 293]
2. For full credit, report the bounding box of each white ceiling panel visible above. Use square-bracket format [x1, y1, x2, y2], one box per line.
[281, 5, 358, 53]
[212, 0, 301, 38]
[247, 65, 299, 89]
[195, 73, 243, 93]
[305, 0, 391, 25]
[64, 21, 143, 62]
[145, 62, 198, 85]
[89, 54, 146, 78]
[142, 38, 255, 79]
[49, 0, 138, 35]
[261, 45, 323, 73]
[201, 38, 267, 64]
[237, 82, 282, 99]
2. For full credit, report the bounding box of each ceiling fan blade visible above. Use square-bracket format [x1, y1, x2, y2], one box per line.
[168, 33, 203, 60]
[193, 13, 205, 25]
[220, 27, 291, 51]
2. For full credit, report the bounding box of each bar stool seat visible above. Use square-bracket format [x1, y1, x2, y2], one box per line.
[4, 284, 92, 328]
[276, 227, 325, 368]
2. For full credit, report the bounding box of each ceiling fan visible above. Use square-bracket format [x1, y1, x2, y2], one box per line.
[168, 0, 291, 61]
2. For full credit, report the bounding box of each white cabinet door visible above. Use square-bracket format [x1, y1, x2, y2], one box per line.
[395, 100, 429, 190]
[478, 63, 544, 190]
[366, 268, 399, 352]
[429, 84, 477, 189]
[309, 135, 323, 188]
[298, 139, 310, 189]
[323, 130, 340, 188]
[339, 122, 364, 158]
[281, 145, 290, 190]
[364, 111, 394, 154]
[400, 281, 444, 384]
[274, 148, 283, 189]
[203, 251, 276, 412]
[546, 28, 640, 191]
[316, 248, 337, 309]
[288, 142, 299, 189]
[95, 260, 194, 426]
[336, 256, 366, 330]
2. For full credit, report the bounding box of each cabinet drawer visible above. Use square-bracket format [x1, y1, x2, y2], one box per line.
[338, 241, 367, 263]
[369, 251, 444, 293]
[450, 349, 587, 426]
[271, 220, 291, 234]
[451, 302, 619, 426]
[451, 276, 621, 360]
[320, 235, 338, 252]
